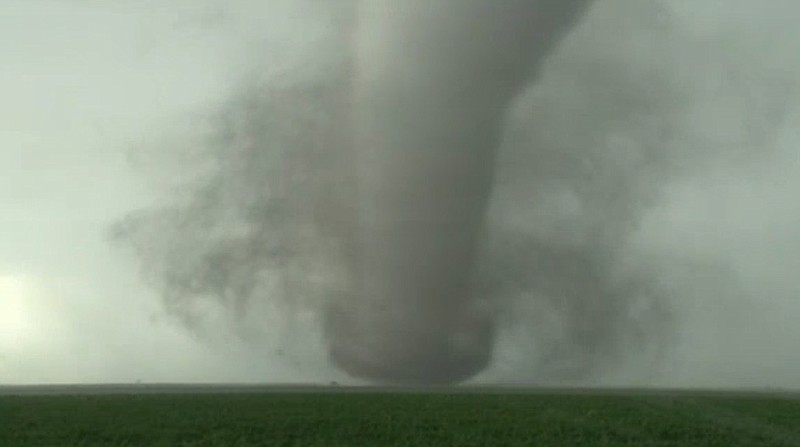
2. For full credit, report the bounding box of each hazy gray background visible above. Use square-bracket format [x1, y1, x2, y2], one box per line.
[1, 0, 799, 388]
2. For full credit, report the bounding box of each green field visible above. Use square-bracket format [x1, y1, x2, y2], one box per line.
[2, 388, 799, 446]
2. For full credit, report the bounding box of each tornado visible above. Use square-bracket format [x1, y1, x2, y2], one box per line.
[324, 0, 594, 385]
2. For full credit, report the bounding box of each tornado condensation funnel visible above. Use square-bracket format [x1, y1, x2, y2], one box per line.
[324, 0, 593, 385]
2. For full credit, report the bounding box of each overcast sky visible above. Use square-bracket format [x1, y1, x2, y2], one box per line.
[1, 0, 800, 388]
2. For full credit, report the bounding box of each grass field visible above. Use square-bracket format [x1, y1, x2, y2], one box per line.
[2, 386, 799, 446]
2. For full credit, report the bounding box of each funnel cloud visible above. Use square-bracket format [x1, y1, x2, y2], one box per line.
[111, 0, 800, 387]
[321, 0, 594, 384]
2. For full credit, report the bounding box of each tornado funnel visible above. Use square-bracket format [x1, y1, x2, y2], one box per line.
[324, 0, 593, 385]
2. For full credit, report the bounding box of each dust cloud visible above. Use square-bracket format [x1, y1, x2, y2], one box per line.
[111, 0, 800, 387]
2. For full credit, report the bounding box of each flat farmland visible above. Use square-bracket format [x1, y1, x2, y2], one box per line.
[1, 385, 799, 446]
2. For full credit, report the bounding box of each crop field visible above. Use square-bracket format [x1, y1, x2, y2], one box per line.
[1, 386, 799, 446]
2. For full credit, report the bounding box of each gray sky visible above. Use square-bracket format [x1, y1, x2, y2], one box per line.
[1, 0, 800, 388]
[0, 0, 331, 384]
